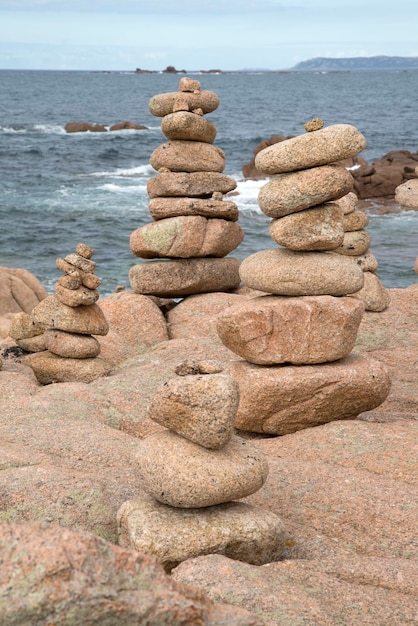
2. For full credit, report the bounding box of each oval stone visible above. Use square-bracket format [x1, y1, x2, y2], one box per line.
[23, 351, 111, 384]
[149, 197, 239, 222]
[269, 203, 344, 251]
[44, 329, 101, 359]
[149, 90, 220, 117]
[348, 271, 391, 311]
[136, 431, 269, 507]
[129, 216, 244, 259]
[239, 249, 364, 296]
[31, 295, 109, 335]
[147, 172, 237, 198]
[343, 209, 369, 231]
[254, 124, 367, 174]
[161, 111, 217, 143]
[334, 230, 371, 256]
[217, 295, 364, 365]
[150, 141, 225, 173]
[258, 165, 354, 217]
[335, 191, 358, 214]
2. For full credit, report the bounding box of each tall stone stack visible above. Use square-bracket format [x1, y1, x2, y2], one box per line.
[216, 122, 392, 436]
[117, 359, 286, 572]
[333, 190, 390, 311]
[128, 77, 243, 298]
[9, 243, 111, 384]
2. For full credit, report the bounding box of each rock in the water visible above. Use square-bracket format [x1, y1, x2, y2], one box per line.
[130, 216, 244, 259]
[254, 124, 367, 174]
[136, 431, 269, 507]
[217, 295, 364, 365]
[148, 197, 239, 222]
[129, 257, 241, 297]
[147, 171, 237, 198]
[239, 248, 364, 296]
[118, 494, 286, 572]
[348, 271, 391, 311]
[150, 141, 225, 173]
[31, 295, 109, 335]
[224, 354, 391, 434]
[148, 373, 238, 449]
[269, 203, 344, 251]
[258, 165, 353, 217]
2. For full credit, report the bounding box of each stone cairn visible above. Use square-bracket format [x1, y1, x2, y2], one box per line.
[215, 121, 392, 436]
[117, 359, 286, 572]
[9, 243, 111, 384]
[128, 77, 244, 298]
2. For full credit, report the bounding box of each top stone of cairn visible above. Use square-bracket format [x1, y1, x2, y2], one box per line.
[148, 78, 220, 117]
[255, 123, 366, 174]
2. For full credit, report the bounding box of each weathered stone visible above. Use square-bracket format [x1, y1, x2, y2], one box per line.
[9, 311, 46, 339]
[161, 111, 217, 143]
[304, 117, 324, 132]
[148, 373, 238, 449]
[109, 120, 148, 131]
[54, 283, 100, 307]
[16, 334, 46, 352]
[217, 295, 364, 365]
[57, 273, 82, 290]
[31, 295, 109, 335]
[178, 77, 201, 92]
[224, 354, 391, 434]
[269, 203, 344, 251]
[334, 190, 358, 214]
[44, 329, 101, 359]
[136, 432, 269, 507]
[129, 258, 241, 297]
[348, 252, 379, 273]
[255, 124, 367, 174]
[76, 242, 94, 258]
[0, 267, 48, 315]
[147, 171, 237, 198]
[24, 351, 112, 384]
[394, 178, 418, 208]
[149, 197, 239, 221]
[343, 209, 369, 231]
[64, 252, 96, 273]
[348, 271, 391, 311]
[150, 141, 225, 173]
[239, 249, 364, 296]
[56, 258, 101, 289]
[118, 495, 286, 572]
[258, 165, 353, 217]
[149, 90, 219, 117]
[334, 229, 371, 256]
[130, 216, 244, 259]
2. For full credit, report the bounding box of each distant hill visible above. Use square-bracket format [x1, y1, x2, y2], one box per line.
[292, 56, 418, 71]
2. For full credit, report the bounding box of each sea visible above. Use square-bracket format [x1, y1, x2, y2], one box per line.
[0, 69, 417, 296]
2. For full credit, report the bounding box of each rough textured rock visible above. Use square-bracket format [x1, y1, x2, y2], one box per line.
[349, 271, 391, 312]
[147, 171, 237, 198]
[334, 190, 358, 214]
[129, 257, 241, 297]
[0, 522, 261, 625]
[0, 267, 48, 315]
[258, 165, 353, 217]
[9, 311, 46, 339]
[31, 295, 109, 335]
[118, 495, 286, 572]
[395, 178, 418, 207]
[54, 283, 99, 307]
[149, 197, 239, 221]
[343, 208, 369, 231]
[130, 216, 244, 259]
[23, 351, 112, 384]
[148, 373, 238, 449]
[239, 248, 364, 296]
[269, 203, 344, 251]
[225, 354, 391, 434]
[334, 229, 371, 256]
[161, 111, 217, 143]
[64, 121, 107, 133]
[44, 329, 101, 359]
[109, 120, 147, 131]
[255, 124, 367, 174]
[217, 295, 364, 365]
[136, 432, 269, 507]
[148, 89, 220, 117]
[150, 141, 225, 173]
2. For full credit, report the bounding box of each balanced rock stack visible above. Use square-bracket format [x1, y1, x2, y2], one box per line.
[129, 77, 243, 297]
[118, 359, 286, 572]
[216, 122, 392, 436]
[10, 243, 111, 384]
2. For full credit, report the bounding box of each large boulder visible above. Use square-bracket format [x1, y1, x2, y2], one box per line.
[0, 267, 48, 315]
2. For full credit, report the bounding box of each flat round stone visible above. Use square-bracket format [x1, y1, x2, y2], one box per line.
[149, 90, 219, 117]
[147, 172, 237, 198]
[269, 203, 344, 251]
[161, 111, 217, 143]
[150, 141, 225, 173]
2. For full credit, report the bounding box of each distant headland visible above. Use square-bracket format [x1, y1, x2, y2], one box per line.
[131, 57, 418, 75]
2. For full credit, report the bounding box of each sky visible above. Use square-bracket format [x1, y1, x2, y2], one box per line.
[0, 0, 417, 72]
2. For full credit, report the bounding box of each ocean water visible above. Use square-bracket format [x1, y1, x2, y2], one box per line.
[0, 69, 417, 295]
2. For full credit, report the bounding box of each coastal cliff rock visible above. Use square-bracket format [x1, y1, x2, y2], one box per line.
[0, 267, 48, 316]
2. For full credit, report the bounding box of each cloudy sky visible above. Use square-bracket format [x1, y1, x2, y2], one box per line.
[0, 0, 417, 71]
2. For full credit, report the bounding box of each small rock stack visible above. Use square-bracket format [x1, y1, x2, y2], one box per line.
[117, 359, 286, 572]
[128, 77, 243, 297]
[216, 122, 392, 435]
[10, 243, 111, 384]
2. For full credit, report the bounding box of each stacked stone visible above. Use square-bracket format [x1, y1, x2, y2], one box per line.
[117, 359, 286, 572]
[128, 77, 243, 298]
[215, 122, 391, 436]
[9, 243, 111, 384]
[332, 190, 390, 311]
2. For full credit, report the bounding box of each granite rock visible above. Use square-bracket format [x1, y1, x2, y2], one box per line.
[269, 203, 344, 251]
[150, 141, 225, 173]
[147, 171, 237, 198]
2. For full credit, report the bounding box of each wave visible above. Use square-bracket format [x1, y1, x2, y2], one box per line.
[88, 164, 155, 178]
[97, 183, 147, 194]
[0, 124, 66, 134]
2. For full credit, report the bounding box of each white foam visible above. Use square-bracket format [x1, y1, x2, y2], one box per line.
[89, 164, 155, 178]
[233, 178, 265, 214]
[0, 126, 27, 134]
[98, 183, 146, 193]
